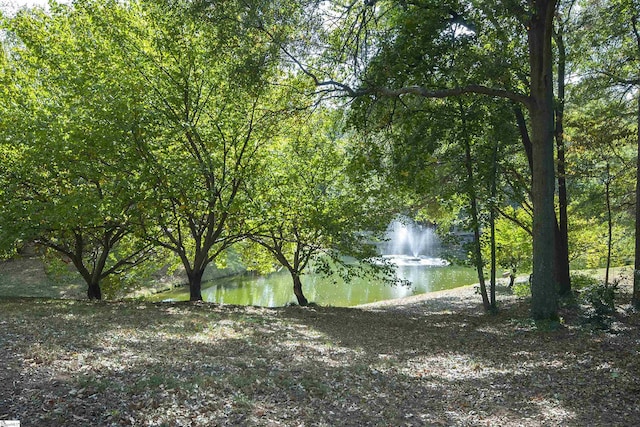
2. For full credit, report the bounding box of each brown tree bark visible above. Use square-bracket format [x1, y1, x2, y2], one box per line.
[528, 0, 559, 320]
[632, 16, 640, 307]
[605, 163, 612, 287]
[555, 20, 571, 295]
[67, 233, 106, 300]
[515, 103, 570, 297]
[461, 113, 490, 311]
[292, 273, 309, 306]
[188, 269, 205, 301]
[634, 91, 640, 307]
[87, 281, 102, 300]
[489, 137, 499, 310]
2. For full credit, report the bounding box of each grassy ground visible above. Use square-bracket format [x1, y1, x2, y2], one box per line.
[0, 257, 85, 299]
[0, 256, 244, 301]
[1, 278, 639, 426]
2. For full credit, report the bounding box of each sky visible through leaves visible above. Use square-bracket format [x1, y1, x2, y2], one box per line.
[1, 0, 69, 14]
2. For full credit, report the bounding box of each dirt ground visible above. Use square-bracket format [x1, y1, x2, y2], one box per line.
[1, 281, 639, 426]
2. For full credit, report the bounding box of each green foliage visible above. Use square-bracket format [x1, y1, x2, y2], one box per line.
[243, 109, 401, 302]
[0, 0, 636, 313]
[568, 273, 618, 326]
[0, 3, 159, 298]
[100, 0, 304, 297]
[229, 243, 277, 276]
[0, 0, 313, 300]
[100, 275, 125, 301]
[571, 0, 640, 98]
[1, 0, 399, 304]
[512, 281, 532, 298]
[565, 3, 638, 282]
[42, 250, 79, 284]
[482, 206, 532, 279]
[570, 273, 601, 290]
[580, 283, 618, 318]
[533, 318, 564, 331]
[565, 98, 636, 271]
[508, 268, 620, 328]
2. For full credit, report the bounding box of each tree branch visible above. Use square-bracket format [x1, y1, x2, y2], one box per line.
[496, 206, 533, 236]
[355, 84, 531, 106]
[273, 26, 532, 107]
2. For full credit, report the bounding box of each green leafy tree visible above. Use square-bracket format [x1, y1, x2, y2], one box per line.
[571, 0, 640, 304]
[244, 111, 398, 305]
[83, 0, 297, 301]
[566, 99, 636, 282]
[483, 207, 533, 288]
[0, 5, 156, 299]
[347, 77, 525, 312]
[293, 0, 562, 319]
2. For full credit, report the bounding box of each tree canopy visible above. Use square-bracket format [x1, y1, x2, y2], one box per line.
[0, 0, 637, 318]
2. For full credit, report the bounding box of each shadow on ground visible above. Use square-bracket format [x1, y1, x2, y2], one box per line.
[1, 295, 639, 426]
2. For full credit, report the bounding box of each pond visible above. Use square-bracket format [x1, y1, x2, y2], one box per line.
[153, 218, 479, 307]
[152, 262, 478, 307]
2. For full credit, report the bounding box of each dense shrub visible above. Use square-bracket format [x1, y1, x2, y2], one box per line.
[570, 273, 601, 290]
[512, 281, 531, 298]
[580, 281, 617, 319]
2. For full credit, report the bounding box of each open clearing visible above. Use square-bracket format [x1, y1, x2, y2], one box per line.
[1, 282, 639, 426]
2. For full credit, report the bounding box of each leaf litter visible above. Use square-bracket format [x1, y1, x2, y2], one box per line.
[1, 284, 639, 426]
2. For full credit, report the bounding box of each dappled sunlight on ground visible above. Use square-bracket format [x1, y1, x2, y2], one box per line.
[1, 290, 640, 426]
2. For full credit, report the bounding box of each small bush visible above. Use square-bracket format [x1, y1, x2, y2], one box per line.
[580, 281, 617, 319]
[570, 273, 600, 290]
[512, 282, 531, 298]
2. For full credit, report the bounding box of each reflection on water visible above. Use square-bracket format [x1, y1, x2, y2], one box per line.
[156, 264, 477, 307]
[376, 254, 450, 267]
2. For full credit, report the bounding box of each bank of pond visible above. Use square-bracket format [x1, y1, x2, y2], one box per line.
[152, 262, 478, 307]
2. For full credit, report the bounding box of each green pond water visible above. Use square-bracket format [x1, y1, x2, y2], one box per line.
[153, 262, 478, 307]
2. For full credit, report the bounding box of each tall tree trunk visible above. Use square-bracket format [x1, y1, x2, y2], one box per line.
[188, 269, 204, 301]
[489, 133, 499, 311]
[633, 16, 640, 305]
[555, 20, 571, 295]
[461, 119, 490, 311]
[631, 16, 640, 308]
[605, 163, 612, 287]
[469, 194, 489, 310]
[515, 104, 570, 296]
[528, 0, 559, 320]
[292, 273, 309, 306]
[489, 208, 497, 309]
[635, 91, 640, 307]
